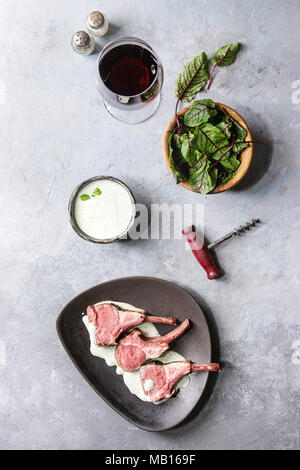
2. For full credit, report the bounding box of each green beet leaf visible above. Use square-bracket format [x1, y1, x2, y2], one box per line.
[211, 42, 239, 67]
[232, 119, 247, 140]
[207, 42, 240, 89]
[215, 120, 232, 139]
[168, 131, 189, 184]
[219, 153, 240, 170]
[175, 52, 209, 102]
[218, 168, 237, 185]
[231, 120, 249, 153]
[196, 122, 229, 159]
[183, 99, 217, 127]
[189, 157, 218, 194]
[180, 132, 201, 164]
[233, 141, 250, 153]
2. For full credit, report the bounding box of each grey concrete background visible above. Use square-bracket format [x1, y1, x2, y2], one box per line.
[0, 0, 299, 450]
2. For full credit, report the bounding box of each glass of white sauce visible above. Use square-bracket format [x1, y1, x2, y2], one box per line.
[69, 176, 136, 243]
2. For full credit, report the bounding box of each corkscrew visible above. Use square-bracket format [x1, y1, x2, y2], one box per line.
[182, 219, 261, 280]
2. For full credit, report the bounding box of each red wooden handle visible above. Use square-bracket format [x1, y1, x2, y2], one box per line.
[182, 226, 220, 280]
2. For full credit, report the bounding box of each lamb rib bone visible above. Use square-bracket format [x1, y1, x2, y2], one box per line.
[87, 302, 176, 346]
[115, 319, 190, 372]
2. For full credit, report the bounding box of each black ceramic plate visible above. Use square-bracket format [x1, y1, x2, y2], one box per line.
[56, 276, 212, 431]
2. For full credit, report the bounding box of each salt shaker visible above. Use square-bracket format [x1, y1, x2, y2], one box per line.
[71, 31, 95, 55]
[86, 11, 109, 37]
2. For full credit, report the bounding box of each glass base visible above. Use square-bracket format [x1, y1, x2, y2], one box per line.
[103, 93, 161, 124]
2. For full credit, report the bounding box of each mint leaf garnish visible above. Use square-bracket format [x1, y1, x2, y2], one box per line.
[80, 194, 90, 201]
[93, 187, 102, 195]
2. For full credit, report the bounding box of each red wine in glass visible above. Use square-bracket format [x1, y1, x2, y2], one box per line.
[97, 37, 163, 123]
[99, 44, 157, 96]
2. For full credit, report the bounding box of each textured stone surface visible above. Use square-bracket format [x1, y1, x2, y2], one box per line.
[0, 0, 300, 450]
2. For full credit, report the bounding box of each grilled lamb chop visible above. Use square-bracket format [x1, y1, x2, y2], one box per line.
[87, 302, 176, 346]
[140, 361, 221, 402]
[115, 319, 190, 372]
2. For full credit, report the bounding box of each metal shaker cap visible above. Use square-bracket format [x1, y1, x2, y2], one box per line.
[72, 31, 91, 49]
[87, 11, 104, 30]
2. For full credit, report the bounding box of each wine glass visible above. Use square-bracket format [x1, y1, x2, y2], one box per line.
[97, 37, 163, 124]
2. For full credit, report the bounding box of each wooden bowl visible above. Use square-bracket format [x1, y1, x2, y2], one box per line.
[162, 103, 253, 194]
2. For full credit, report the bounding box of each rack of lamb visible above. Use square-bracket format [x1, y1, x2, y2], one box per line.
[87, 302, 176, 346]
[115, 319, 190, 371]
[140, 361, 221, 402]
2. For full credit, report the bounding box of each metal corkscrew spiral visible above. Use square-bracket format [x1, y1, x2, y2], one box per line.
[232, 218, 261, 236]
[207, 218, 261, 250]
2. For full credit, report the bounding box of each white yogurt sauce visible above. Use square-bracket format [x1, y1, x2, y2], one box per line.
[74, 179, 134, 240]
[82, 301, 190, 403]
[144, 379, 155, 392]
